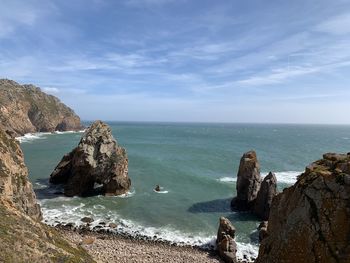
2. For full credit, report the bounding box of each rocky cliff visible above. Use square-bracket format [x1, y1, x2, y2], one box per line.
[50, 120, 131, 196]
[0, 127, 94, 262]
[0, 79, 83, 137]
[0, 128, 41, 220]
[256, 153, 350, 263]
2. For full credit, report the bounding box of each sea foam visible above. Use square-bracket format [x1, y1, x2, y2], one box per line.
[218, 171, 301, 185]
[16, 130, 85, 143]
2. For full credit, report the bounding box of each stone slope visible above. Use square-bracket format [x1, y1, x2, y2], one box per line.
[50, 120, 131, 196]
[256, 153, 350, 263]
[0, 79, 83, 137]
[0, 128, 41, 220]
[0, 127, 95, 262]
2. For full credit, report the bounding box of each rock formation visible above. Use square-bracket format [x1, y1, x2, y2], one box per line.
[0, 79, 83, 137]
[0, 128, 41, 220]
[216, 217, 237, 263]
[0, 127, 94, 262]
[253, 172, 277, 220]
[50, 120, 131, 197]
[231, 151, 261, 211]
[257, 221, 268, 242]
[256, 153, 350, 263]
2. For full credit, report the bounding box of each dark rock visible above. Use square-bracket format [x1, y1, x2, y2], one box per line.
[231, 151, 261, 211]
[155, 185, 161, 192]
[254, 172, 278, 220]
[257, 221, 268, 242]
[256, 153, 350, 263]
[81, 217, 94, 223]
[217, 217, 237, 263]
[49, 120, 131, 197]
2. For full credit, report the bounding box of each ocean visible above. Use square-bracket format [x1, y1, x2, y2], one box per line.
[19, 122, 350, 260]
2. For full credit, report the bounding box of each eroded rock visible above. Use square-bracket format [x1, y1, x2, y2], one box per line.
[216, 217, 237, 263]
[0, 79, 83, 137]
[231, 151, 261, 211]
[254, 172, 278, 220]
[50, 120, 130, 197]
[256, 153, 350, 263]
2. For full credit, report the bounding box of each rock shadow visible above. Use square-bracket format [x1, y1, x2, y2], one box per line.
[188, 198, 232, 213]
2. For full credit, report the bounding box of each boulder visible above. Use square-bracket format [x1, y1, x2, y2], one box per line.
[254, 172, 278, 220]
[256, 153, 350, 263]
[216, 217, 237, 263]
[50, 120, 130, 197]
[231, 151, 261, 211]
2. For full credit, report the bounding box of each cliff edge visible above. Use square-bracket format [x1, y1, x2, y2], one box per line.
[256, 153, 350, 263]
[0, 128, 94, 262]
[0, 79, 83, 137]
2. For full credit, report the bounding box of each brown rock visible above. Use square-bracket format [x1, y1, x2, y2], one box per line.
[254, 172, 278, 220]
[50, 120, 131, 197]
[109, 223, 118, 228]
[216, 217, 237, 263]
[256, 153, 350, 263]
[0, 79, 83, 137]
[81, 217, 94, 223]
[231, 151, 261, 211]
[82, 236, 95, 245]
[0, 128, 41, 220]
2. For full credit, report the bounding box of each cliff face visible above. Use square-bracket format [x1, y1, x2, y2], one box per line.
[0, 79, 83, 137]
[0, 128, 94, 262]
[256, 153, 350, 263]
[0, 128, 41, 220]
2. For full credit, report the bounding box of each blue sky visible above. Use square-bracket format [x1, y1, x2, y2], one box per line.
[1, 0, 350, 124]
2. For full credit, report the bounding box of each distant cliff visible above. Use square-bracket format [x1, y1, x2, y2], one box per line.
[0, 127, 94, 262]
[0, 79, 83, 137]
[256, 153, 350, 263]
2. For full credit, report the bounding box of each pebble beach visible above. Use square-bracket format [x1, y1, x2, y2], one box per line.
[58, 228, 222, 263]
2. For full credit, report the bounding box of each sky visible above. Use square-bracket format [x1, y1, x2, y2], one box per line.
[1, 0, 350, 124]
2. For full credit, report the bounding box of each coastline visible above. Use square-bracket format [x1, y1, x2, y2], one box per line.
[57, 226, 223, 263]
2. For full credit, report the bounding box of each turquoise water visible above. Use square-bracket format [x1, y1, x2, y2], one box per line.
[20, 122, 350, 258]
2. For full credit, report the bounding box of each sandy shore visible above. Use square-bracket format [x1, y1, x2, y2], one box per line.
[58, 228, 222, 263]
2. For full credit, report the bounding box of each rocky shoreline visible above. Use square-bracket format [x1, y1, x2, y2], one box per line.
[57, 226, 222, 263]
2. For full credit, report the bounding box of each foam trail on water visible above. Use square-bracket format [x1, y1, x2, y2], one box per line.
[16, 130, 85, 143]
[218, 171, 302, 185]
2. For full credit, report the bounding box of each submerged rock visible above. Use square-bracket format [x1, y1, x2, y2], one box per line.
[256, 153, 350, 263]
[231, 151, 261, 211]
[216, 217, 237, 263]
[253, 172, 278, 220]
[50, 120, 130, 197]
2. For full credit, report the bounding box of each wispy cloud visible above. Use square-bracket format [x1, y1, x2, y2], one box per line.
[314, 12, 350, 35]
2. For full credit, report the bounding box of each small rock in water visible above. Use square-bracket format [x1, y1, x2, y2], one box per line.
[81, 217, 94, 223]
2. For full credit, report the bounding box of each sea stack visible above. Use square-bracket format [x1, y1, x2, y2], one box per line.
[216, 217, 237, 263]
[256, 153, 350, 263]
[50, 120, 130, 197]
[253, 172, 278, 220]
[231, 151, 261, 211]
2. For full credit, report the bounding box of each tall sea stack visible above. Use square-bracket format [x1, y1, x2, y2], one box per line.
[50, 120, 131, 197]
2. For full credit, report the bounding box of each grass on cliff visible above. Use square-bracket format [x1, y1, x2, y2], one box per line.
[0, 203, 95, 263]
